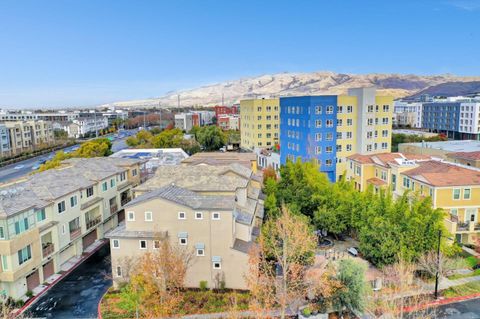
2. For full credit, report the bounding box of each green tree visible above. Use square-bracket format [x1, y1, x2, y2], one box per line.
[196, 126, 226, 151]
[151, 128, 184, 148]
[73, 138, 112, 157]
[331, 259, 367, 314]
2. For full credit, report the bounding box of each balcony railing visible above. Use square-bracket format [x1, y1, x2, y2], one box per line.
[70, 228, 81, 240]
[449, 214, 459, 223]
[110, 204, 118, 215]
[42, 243, 54, 258]
[457, 222, 470, 231]
[121, 197, 132, 206]
[86, 215, 102, 230]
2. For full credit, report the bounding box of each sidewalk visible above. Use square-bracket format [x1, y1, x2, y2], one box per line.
[15, 239, 108, 316]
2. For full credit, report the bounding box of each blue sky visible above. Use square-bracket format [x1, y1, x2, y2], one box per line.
[0, 0, 479, 108]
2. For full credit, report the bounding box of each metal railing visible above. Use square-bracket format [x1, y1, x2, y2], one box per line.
[121, 197, 132, 206]
[85, 215, 102, 229]
[42, 243, 54, 258]
[70, 228, 82, 240]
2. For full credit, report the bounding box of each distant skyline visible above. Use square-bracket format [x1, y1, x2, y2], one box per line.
[1, 0, 479, 108]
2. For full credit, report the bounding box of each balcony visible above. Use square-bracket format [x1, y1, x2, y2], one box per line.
[110, 204, 118, 215]
[457, 222, 470, 232]
[42, 243, 54, 258]
[86, 215, 102, 230]
[70, 228, 81, 240]
[121, 197, 132, 207]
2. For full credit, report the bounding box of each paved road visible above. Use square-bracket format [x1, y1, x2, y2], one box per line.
[25, 244, 112, 319]
[435, 298, 480, 318]
[0, 130, 135, 184]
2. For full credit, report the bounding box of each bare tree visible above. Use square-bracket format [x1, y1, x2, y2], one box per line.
[417, 251, 467, 282]
[246, 206, 317, 319]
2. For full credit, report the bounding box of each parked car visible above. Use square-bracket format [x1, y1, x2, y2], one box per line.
[31, 164, 40, 170]
[347, 247, 359, 257]
[14, 165, 24, 170]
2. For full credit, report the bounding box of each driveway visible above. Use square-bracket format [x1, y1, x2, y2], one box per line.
[25, 244, 112, 319]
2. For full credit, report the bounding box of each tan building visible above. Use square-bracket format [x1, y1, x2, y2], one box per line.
[2, 120, 54, 156]
[181, 152, 258, 173]
[0, 157, 145, 299]
[107, 163, 264, 290]
[346, 153, 480, 244]
[446, 151, 480, 168]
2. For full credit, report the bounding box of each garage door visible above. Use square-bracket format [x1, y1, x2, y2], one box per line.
[42, 260, 55, 280]
[118, 210, 125, 222]
[82, 230, 97, 250]
[26, 270, 40, 292]
[59, 245, 75, 265]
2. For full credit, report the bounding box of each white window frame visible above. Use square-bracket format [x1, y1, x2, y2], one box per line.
[179, 237, 187, 245]
[115, 266, 122, 277]
[453, 188, 461, 200]
[196, 249, 205, 256]
[195, 212, 203, 220]
[139, 240, 147, 249]
[127, 211, 135, 221]
[212, 212, 220, 220]
[463, 188, 471, 200]
[213, 262, 222, 269]
[144, 211, 153, 222]
[112, 239, 120, 249]
[178, 212, 186, 220]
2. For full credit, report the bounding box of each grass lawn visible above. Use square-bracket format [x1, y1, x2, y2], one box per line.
[100, 288, 251, 319]
[442, 281, 480, 298]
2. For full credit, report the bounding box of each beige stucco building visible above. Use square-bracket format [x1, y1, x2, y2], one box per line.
[0, 157, 144, 299]
[107, 163, 264, 290]
[2, 120, 54, 156]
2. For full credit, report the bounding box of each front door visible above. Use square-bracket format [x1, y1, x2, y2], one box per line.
[26, 270, 40, 291]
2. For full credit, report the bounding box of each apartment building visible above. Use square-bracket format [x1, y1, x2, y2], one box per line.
[218, 114, 240, 131]
[346, 153, 480, 244]
[64, 117, 109, 138]
[393, 101, 423, 128]
[214, 105, 238, 119]
[3, 120, 55, 156]
[422, 100, 480, 139]
[280, 87, 393, 182]
[107, 163, 263, 290]
[0, 124, 11, 157]
[0, 157, 145, 299]
[175, 113, 194, 132]
[240, 98, 280, 150]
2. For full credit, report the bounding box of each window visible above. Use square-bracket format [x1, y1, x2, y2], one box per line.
[178, 212, 186, 219]
[464, 188, 471, 200]
[315, 146, 321, 154]
[326, 146, 333, 153]
[315, 133, 322, 141]
[102, 182, 108, 192]
[1, 255, 8, 270]
[213, 262, 221, 269]
[337, 144, 342, 152]
[132, 169, 138, 176]
[346, 144, 352, 151]
[326, 105, 334, 114]
[347, 105, 353, 113]
[119, 172, 126, 181]
[337, 119, 343, 126]
[347, 119, 353, 126]
[35, 209, 46, 222]
[58, 201, 66, 213]
[315, 106, 322, 114]
[110, 179, 116, 188]
[86, 187, 94, 198]
[145, 211, 153, 221]
[112, 239, 120, 249]
[450, 208, 458, 216]
[153, 240, 160, 249]
[17, 245, 32, 265]
[195, 212, 203, 219]
[197, 248, 205, 256]
[325, 159, 333, 166]
[315, 120, 322, 128]
[403, 177, 410, 188]
[70, 196, 77, 207]
[212, 212, 220, 220]
[453, 189, 461, 200]
[127, 211, 135, 221]
[179, 237, 187, 245]
[326, 120, 333, 127]
[139, 240, 147, 249]
[326, 133, 333, 141]
[115, 266, 122, 277]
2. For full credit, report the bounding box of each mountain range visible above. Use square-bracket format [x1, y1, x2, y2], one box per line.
[101, 71, 480, 108]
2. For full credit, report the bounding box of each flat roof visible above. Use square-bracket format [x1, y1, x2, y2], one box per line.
[400, 140, 480, 152]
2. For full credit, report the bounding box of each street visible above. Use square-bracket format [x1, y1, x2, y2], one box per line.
[0, 131, 134, 184]
[25, 244, 112, 319]
[435, 298, 480, 319]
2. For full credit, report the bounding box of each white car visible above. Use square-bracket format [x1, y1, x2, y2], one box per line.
[14, 165, 24, 170]
[347, 247, 359, 257]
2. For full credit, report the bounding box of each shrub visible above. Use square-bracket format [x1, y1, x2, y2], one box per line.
[26, 290, 33, 298]
[199, 280, 208, 291]
[302, 307, 312, 317]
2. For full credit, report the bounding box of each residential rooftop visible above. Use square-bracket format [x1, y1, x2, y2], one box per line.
[447, 151, 480, 161]
[110, 148, 189, 166]
[400, 140, 480, 153]
[181, 152, 256, 169]
[402, 160, 480, 187]
[348, 152, 432, 168]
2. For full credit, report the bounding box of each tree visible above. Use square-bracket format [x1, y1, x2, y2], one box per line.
[246, 206, 317, 319]
[53, 129, 68, 140]
[417, 250, 467, 282]
[330, 259, 367, 315]
[151, 128, 184, 148]
[196, 126, 227, 151]
[129, 240, 193, 317]
[73, 138, 112, 157]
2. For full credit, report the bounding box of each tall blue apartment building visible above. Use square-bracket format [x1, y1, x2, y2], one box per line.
[280, 96, 338, 182]
[422, 102, 460, 138]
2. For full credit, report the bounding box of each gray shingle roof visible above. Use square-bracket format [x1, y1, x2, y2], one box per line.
[105, 222, 168, 239]
[125, 184, 236, 210]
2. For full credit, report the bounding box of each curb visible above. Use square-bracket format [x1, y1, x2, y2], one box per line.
[97, 287, 111, 319]
[16, 240, 108, 316]
[405, 292, 480, 312]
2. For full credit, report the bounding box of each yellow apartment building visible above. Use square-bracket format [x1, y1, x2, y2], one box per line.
[240, 98, 280, 150]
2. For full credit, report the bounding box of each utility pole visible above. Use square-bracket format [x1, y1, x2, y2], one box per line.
[94, 111, 98, 138]
[434, 229, 442, 299]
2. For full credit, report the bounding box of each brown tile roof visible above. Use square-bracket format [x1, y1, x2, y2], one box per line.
[447, 151, 480, 161]
[402, 160, 480, 187]
[348, 153, 431, 168]
[367, 177, 387, 186]
[182, 152, 256, 169]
